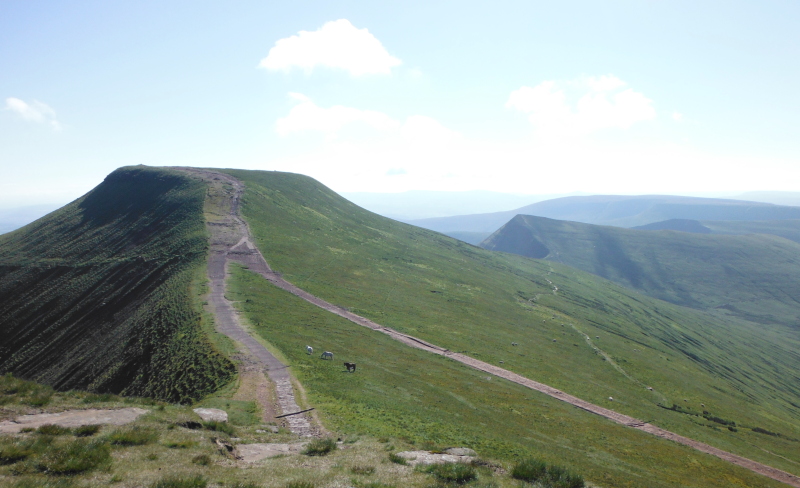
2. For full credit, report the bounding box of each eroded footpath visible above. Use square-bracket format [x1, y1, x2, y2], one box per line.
[180, 168, 316, 437]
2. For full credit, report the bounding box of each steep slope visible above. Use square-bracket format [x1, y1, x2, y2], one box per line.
[220, 169, 800, 480]
[0, 166, 234, 403]
[408, 194, 800, 235]
[481, 214, 800, 328]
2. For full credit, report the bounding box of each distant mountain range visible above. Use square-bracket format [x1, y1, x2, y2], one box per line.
[480, 214, 800, 328]
[408, 194, 800, 244]
[342, 190, 578, 220]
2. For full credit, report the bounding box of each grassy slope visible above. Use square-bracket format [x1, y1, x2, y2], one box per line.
[219, 169, 800, 478]
[702, 219, 800, 245]
[0, 166, 234, 403]
[228, 264, 786, 488]
[480, 214, 800, 328]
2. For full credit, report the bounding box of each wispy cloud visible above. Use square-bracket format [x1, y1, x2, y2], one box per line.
[5, 97, 62, 131]
[506, 75, 655, 138]
[259, 19, 401, 76]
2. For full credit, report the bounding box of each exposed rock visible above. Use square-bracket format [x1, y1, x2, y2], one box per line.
[237, 442, 307, 463]
[395, 450, 475, 466]
[212, 437, 241, 459]
[0, 408, 148, 433]
[444, 447, 477, 457]
[193, 408, 228, 422]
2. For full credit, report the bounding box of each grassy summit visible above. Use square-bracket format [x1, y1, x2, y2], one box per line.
[0, 166, 234, 403]
[220, 169, 800, 481]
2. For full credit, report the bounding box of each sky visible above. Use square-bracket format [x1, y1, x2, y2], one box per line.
[2, 0, 800, 208]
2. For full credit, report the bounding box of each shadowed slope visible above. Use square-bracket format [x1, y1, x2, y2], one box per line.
[0, 166, 234, 402]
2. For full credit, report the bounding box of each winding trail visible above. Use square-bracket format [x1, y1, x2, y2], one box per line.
[185, 169, 800, 487]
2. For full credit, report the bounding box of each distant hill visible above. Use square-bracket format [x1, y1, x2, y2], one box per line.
[733, 191, 800, 207]
[342, 190, 569, 220]
[408, 194, 800, 236]
[633, 219, 713, 233]
[0, 166, 234, 402]
[480, 214, 800, 328]
[634, 218, 800, 244]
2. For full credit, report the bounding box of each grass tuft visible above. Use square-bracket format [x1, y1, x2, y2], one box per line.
[302, 438, 337, 456]
[387, 453, 407, 465]
[151, 474, 208, 488]
[350, 465, 376, 475]
[202, 420, 235, 436]
[108, 426, 159, 446]
[420, 462, 477, 485]
[74, 424, 101, 437]
[285, 482, 315, 488]
[35, 439, 111, 475]
[511, 458, 584, 488]
[36, 424, 72, 436]
[191, 454, 212, 466]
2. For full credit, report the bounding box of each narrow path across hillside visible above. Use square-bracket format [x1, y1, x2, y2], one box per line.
[186, 169, 800, 487]
[178, 168, 315, 437]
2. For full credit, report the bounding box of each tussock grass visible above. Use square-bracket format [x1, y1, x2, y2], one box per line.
[302, 438, 337, 456]
[202, 420, 235, 436]
[36, 424, 71, 436]
[34, 438, 111, 475]
[151, 474, 208, 488]
[74, 425, 100, 437]
[108, 426, 159, 446]
[420, 462, 477, 485]
[350, 464, 376, 475]
[511, 458, 583, 488]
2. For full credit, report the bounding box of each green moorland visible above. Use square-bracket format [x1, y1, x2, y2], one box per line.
[228, 263, 788, 488]
[479, 214, 800, 328]
[0, 166, 233, 403]
[702, 219, 800, 245]
[219, 169, 800, 479]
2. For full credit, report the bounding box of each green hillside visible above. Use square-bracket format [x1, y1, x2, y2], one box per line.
[220, 169, 800, 483]
[480, 214, 800, 328]
[634, 218, 800, 244]
[0, 166, 234, 403]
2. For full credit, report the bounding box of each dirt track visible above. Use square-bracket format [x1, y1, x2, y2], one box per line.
[183, 169, 800, 487]
[177, 168, 315, 437]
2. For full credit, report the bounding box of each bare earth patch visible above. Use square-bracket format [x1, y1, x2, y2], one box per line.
[237, 442, 308, 463]
[395, 450, 476, 466]
[0, 408, 148, 433]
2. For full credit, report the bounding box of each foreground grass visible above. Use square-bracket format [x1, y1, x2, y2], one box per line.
[3, 376, 473, 488]
[222, 169, 800, 476]
[227, 264, 787, 488]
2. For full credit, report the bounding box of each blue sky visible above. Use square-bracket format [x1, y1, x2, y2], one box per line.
[2, 0, 799, 208]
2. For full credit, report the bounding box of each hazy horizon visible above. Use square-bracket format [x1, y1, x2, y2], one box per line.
[2, 1, 799, 208]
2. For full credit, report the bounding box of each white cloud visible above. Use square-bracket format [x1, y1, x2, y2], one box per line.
[507, 75, 655, 137]
[5, 97, 62, 130]
[276, 93, 400, 139]
[672, 112, 684, 121]
[259, 19, 401, 76]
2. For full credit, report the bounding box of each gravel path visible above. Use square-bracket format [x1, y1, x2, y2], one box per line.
[177, 168, 315, 437]
[182, 169, 800, 487]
